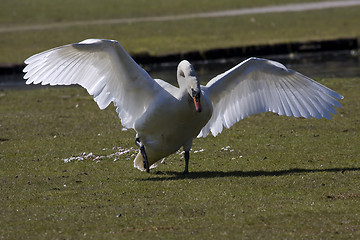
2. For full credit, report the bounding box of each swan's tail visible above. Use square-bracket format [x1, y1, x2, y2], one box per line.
[134, 151, 146, 171]
[133, 151, 164, 171]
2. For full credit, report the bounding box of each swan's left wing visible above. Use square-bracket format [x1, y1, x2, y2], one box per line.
[198, 57, 343, 137]
[23, 39, 165, 129]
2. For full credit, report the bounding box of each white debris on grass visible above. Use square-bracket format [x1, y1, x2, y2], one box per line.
[63, 147, 137, 163]
[176, 150, 185, 156]
[175, 148, 205, 155]
[220, 145, 244, 159]
[63, 145, 245, 163]
[221, 145, 234, 152]
[193, 149, 205, 153]
[174, 148, 206, 159]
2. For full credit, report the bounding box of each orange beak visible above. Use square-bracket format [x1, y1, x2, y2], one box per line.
[193, 96, 202, 112]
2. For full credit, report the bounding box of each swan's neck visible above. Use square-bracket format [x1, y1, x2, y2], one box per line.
[177, 74, 189, 91]
[176, 60, 200, 98]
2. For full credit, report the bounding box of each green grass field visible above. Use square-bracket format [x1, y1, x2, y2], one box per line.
[1, 0, 360, 64]
[1, 0, 360, 239]
[1, 77, 359, 239]
[0, 0, 333, 25]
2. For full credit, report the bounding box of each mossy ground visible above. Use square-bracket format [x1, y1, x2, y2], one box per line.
[1, 77, 359, 239]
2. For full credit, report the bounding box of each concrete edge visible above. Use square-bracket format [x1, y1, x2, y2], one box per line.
[1, 38, 358, 75]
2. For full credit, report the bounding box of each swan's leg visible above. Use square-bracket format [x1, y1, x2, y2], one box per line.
[184, 151, 190, 174]
[135, 137, 150, 173]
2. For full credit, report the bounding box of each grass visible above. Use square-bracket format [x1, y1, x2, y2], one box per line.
[1, 0, 360, 238]
[0, 0, 332, 25]
[1, 2, 360, 64]
[1, 77, 359, 239]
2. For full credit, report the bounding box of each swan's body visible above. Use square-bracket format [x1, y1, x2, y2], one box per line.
[133, 76, 212, 170]
[23, 39, 343, 173]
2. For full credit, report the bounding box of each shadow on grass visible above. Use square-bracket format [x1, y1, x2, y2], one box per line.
[140, 167, 360, 181]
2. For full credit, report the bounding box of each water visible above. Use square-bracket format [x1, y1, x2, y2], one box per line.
[1, 50, 359, 89]
[144, 50, 360, 86]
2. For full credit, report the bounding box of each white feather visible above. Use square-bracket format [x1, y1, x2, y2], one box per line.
[199, 57, 343, 137]
[24, 39, 164, 129]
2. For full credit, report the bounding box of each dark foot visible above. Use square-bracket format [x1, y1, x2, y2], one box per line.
[143, 152, 149, 173]
[183, 151, 189, 174]
[135, 137, 150, 173]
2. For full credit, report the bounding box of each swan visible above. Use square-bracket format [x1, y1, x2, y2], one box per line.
[23, 39, 343, 173]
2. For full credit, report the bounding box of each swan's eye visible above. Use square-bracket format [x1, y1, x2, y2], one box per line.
[191, 89, 200, 98]
[179, 70, 185, 78]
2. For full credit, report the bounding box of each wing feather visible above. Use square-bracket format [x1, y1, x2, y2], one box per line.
[23, 39, 165, 129]
[199, 57, 343, 137]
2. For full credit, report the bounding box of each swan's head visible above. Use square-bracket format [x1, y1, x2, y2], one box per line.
[177, 60, 202, 112]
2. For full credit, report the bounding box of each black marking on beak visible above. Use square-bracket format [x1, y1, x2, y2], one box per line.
[191, 89, 202, 112]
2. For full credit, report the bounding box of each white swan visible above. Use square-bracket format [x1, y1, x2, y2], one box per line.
[23, 39, 343, 173]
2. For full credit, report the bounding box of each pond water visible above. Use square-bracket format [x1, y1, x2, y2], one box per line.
[149, 50, 360, 85]
[1, 50, 359, 89]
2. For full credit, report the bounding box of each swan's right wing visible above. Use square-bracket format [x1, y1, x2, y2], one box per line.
[24, 39, 165, 129]
[198, 57, 343, 137]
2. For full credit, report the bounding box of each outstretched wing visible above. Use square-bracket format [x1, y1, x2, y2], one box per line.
[198, 57, 343, 137]
[23, 39, 165, 129]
